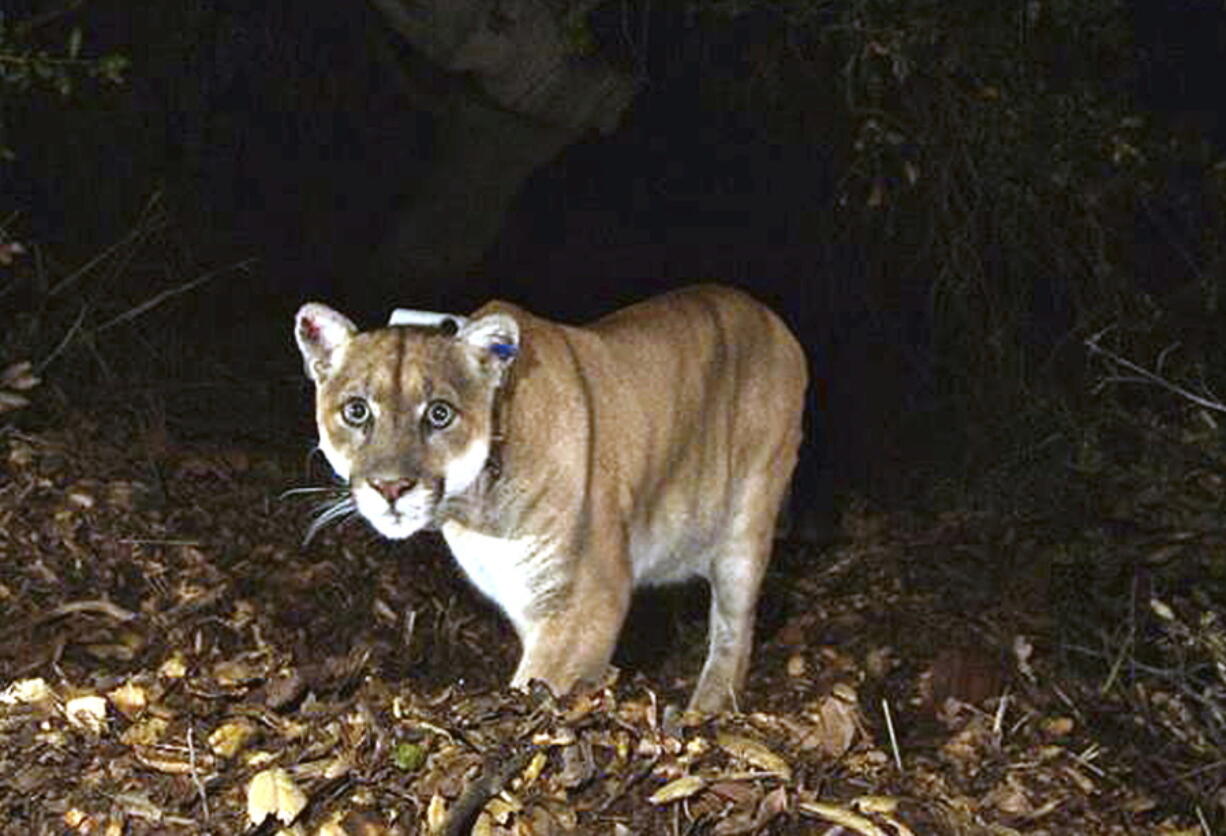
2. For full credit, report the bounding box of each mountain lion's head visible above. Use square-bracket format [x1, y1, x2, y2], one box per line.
[295, 303, 519, 539]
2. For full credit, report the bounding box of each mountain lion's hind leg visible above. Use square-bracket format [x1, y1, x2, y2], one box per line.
[688, 471, 791, 713]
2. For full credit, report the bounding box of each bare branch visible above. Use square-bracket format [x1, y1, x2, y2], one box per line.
[96, 258, 255, 334]
[1085, 332, 1226, 415]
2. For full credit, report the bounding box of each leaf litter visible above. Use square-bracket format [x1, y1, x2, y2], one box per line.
[0, 414, 1218, 834]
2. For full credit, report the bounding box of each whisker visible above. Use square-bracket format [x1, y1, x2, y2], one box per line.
[279, 485, 346, 500]
[304, 445, 332, 476]
[303, 495, 358, 545]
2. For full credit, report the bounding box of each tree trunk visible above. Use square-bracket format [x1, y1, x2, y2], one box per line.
[368, 0, 634, 292]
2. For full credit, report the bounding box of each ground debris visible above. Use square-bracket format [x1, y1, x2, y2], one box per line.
[0, 418, 1216, 833]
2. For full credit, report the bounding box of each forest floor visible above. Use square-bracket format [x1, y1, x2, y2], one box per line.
[0, 392, 1220, 835]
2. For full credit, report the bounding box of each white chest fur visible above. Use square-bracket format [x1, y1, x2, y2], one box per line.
[439, 521, 560, 636]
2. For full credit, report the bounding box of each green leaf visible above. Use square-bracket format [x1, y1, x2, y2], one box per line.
[68, 27, 82, 59]
[392, 741, 427, 771]
[96, 53, 129, 85]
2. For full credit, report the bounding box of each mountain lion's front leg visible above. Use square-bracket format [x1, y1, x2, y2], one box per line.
[510, 535, 632, 696]
[510, 608, 623, 694]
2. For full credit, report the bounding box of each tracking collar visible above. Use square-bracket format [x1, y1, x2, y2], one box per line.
[388, 307, 509, 483]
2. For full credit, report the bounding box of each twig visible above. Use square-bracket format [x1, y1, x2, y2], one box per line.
[117, 539, 202, 547]
[991, 689, 1009, 744]
[44, 599, 137, 621]
[1065, 643, 1183, 679]
[47, 198, 165, 298]
[1085, 330, 1226, 414]
[1100, 573, 1139, 696]
[96, 259, 254, 333]
[403, 606, 418, 650]
[35, 303, 89, 374]
[595, 754, 661, 813]
[1099, 632, 1133, 696]
[0, 598, 137, 641]
[1071, 743, 1107, 778]
[186, 725, 209, 821]
[881, 698, 903, 772]
[1158, 759, 1226, 787]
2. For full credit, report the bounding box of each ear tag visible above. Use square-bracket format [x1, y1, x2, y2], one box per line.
[491, 343, 518, 361]
[388, 308, 471, 331]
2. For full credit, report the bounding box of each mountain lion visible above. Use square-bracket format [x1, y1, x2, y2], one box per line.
[295, 285, 806, 712]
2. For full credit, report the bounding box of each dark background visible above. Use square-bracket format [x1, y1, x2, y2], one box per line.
[4, 0, 1225, 515]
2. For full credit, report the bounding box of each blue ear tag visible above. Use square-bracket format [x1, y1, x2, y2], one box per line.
[491, 343, 518, 361]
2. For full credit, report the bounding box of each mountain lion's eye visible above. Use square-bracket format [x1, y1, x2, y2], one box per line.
[424, 399, 455, 430]
[341, 397, 371, 427]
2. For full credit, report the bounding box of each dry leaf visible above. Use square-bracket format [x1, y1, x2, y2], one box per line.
[853, 795, 898, 814]
[159, 652, 188, 679]
[0, 361, 39, 415]
[1042, 716, 1074, 738]
[648, 774, 707, 804]
[864, 646, 895, 679]
[472, 812, 496, 836]
[65, 695, 108, 734]
[111, 791, 165, 823]
[107, 682, 148, 718]
[426, 793, 448, 833]
[711, 785, 789, 834]
[853, 795, 916, 836]
[710, 809, 757, 835]
[120, 716, 168, 746]
[716, 732, 792, 780]
[797, 800, 890, 836]
[800, 689, 861, 757]
[0, 391, 30, 413]
[485, 794, 521, 824]
[246, 767, 308, 827]
[0, 360, 38, 388]
[942, 714, 993, 765]
[708, 781, 759, 805]
[520, 750, 547, 787]
[0, 677, 53, 705]
[213, 656, 267, 686]
[1063, 765, 1097, 795]
[983, 774, 1033, 816]
[316, 816, 348, 836]
[557, 740, 594, 788]
[209, 720, 257, 758]
[63, 808, 92, 830]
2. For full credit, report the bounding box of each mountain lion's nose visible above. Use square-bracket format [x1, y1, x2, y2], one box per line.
[370, 478, 417, 503]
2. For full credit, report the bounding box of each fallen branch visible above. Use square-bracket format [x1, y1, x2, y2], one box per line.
[1085, 330, 1226, 414]
[444, 745, 537, 836]
[0, 598, 137, 642]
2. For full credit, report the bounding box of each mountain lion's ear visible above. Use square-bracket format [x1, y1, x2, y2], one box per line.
[295, 303, 357, 382]
[458, 313, 519, 366]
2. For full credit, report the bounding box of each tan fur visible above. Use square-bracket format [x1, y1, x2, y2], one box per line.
[295, 285, 807, 712]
